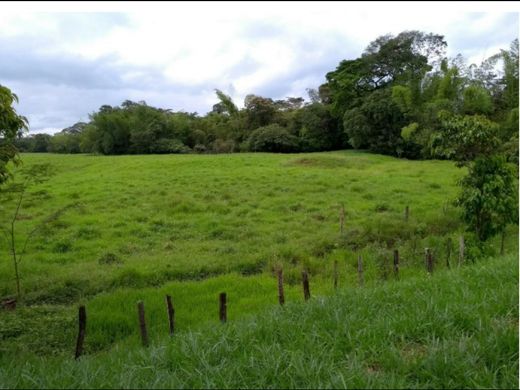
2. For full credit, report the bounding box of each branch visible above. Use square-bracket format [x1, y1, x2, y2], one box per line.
[17, 225, 41, 264]
[11, 178, 28, 226]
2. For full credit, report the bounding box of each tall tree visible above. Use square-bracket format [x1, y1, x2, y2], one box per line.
[325, 31, 447, 118]
[214, 89, 239, 117]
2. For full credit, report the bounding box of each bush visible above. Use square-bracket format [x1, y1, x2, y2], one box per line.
[457, 155, 518, 241]
[212, 139, 235, 153]
[247, 124, 300, 153]
[150, 138, 191, 154]
[193, 144, 207, 153]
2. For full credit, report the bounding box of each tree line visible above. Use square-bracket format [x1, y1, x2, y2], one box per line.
[14, 31, 518, 163]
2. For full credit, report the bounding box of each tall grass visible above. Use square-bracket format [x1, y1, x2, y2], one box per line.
[0, 254, 517, 389]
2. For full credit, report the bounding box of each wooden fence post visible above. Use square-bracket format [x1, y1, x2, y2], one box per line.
[357, 255, 364, 287]
[404, 205, 409, 222]
[219, 292, 227, 323]
[277, 268, 285, 306]
[302, 271, 310, 301]
[393, 249, 399, 279]
[137, 301, 149, 347]
[458, 235, 465, 266]
[333, 260, 339, 290]
[74, 305, 86, 360]
[425, 248, 433, 274]
[166, 295, 175, 336]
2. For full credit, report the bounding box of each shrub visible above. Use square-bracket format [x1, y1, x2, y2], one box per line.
[456, 155, 518, 241]
[150, 138, 191, 154]
[247, 124, 300, 153]
[212, 139, 235, 153]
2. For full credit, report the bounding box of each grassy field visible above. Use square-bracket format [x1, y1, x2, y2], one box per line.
[0, 253, 517, 389]
[0, 151, 517, 387]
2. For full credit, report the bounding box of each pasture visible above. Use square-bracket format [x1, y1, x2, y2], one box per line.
[0, 151, 517, 388]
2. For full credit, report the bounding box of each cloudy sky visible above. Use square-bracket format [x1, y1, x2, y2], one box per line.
[0, 1, 518, 134]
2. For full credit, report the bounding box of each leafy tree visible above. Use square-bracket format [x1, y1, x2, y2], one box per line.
[436, 59, 464, 103]
[214, 89, 239, 117]
[502, 39, 519, 110]
[0, 85, 28, 184]
[31, 134, 52, 152]
[343, 89, 407, 155]
[342, 107, 370, 149]
[210, 90, 245, 144]
[244, 95, 277, 131]
[456, 155, 517, 242]
[432, 112, 500, 164]
[14, 134, 47, 153]
[499, 107, 519, 163]
[325, 31, 446, 119]
[293, 103, 342, 151]
[462, 85, 493, 115]
[84, 106, 131, 154]
[48, 132, 82, 153]
[305, 88, 321, 104]
[489, 38, 519, 111]
[247, 124, 299, 153]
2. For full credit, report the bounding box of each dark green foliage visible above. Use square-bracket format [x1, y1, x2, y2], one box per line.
[292, 103, 343, 151]
[15, 133, 52, 153]
[499, 108, 519, 164]
[462, 85, 493, 115]
[326, 31, 446, 117]
[244, 95, 277, 131]
[80, 102, 194, 155]
[0, 85, 28, 184]
[456, 155, 518, 241]
[247, 124, 300, 153]
[432, 113, 500, 164]
[343, 89, 407, 155]
[48, 132, 82, 154]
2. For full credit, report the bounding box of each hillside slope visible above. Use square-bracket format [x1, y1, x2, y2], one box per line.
[1, 254, 517, 389]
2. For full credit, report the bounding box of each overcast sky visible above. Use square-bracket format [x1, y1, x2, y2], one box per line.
[0, 1, 518, 134]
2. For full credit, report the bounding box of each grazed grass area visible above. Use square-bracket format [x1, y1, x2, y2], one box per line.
[0, 254, 517, 389]
[0, 151, 517, 358]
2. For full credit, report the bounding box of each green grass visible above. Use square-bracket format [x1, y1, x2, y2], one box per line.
[0, 254, 517, 389]
[1, 151, 471, 304]
[0, 151, 517, 387]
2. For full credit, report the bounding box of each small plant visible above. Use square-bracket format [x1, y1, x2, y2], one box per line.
[0, 164, 70, 300]
[456, 156, 517, 242]
[0, 163, 54, 301]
